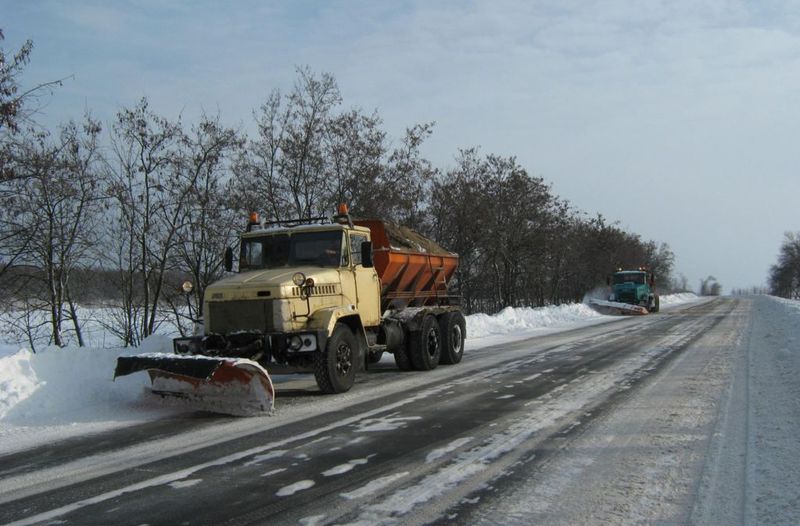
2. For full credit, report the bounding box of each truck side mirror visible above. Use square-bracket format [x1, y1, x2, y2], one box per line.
[224, 247, 233, 272]
[649, 274, 655, 286]
[361, 241, 373, 268]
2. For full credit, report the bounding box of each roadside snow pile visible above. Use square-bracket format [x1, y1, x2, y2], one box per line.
[0, 336, 174, 426]
[0, 350, 40, 421]
[467, 303, 605, 340]
[660, 292, 699, 305]
[770, 295, 800, 312]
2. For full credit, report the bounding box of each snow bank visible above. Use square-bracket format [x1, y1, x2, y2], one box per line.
[467, 303, 605, 340]
[660, 292, 699, 305]
[0, 335, 176, 453]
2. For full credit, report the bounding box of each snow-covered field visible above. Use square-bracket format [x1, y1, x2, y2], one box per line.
[0, 295, 700, 454]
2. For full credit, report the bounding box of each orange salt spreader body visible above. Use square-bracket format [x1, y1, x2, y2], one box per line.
[354, 219, 459, 312]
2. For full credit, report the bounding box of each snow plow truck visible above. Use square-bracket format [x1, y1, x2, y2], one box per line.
[114, 204, 465, 415]
[588, 268, 660, 316]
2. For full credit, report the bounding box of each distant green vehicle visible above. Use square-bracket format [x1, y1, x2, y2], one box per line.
[587, 268, 661, 315]
[608, 269, 660, 313]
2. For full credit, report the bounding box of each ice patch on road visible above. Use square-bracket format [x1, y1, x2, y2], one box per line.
[276, 479, 315, 497]
[168, 479, 202, 489]
[323, 456, 371, 477]
[340, 472, 410, 500]
[426, 437, 473, 464]
[243, 449, 287, 467]
[299, 515, 327, 526]
[354, 414, 422, 433]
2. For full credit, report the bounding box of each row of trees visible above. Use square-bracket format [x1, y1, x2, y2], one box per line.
[1, 32, 676, 349]
[768, 232, 800, 299]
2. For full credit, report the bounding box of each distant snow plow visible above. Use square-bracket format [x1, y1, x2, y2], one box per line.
[587, 268, 660, 316]
[114, 354, 275, 416]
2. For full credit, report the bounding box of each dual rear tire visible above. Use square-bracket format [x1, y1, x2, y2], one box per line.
[317, 312, 467, 393]
[403, 311, 466, 371]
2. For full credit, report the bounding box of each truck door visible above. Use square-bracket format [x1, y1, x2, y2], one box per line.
[349, 232, 381, 327]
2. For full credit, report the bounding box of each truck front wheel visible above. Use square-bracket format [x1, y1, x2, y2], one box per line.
[651, 295, 661, 313]
[314, 323, 357, 394]
[410, 314, 441, 371]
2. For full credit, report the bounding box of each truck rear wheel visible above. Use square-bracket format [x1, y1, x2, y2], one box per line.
[439, 311, 466, 365]
[394, 346, 413, 371]
[410, 314, 441, 371]
[314, 323, 357, 394]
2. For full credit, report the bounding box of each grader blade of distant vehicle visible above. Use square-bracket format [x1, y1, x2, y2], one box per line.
[114, 354, 275, 416]
[588, 299, 649, 316]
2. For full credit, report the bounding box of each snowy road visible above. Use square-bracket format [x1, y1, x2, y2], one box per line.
[1, 297, 798, 525]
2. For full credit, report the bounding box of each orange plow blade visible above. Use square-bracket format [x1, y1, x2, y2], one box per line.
[587, 299, 649, 316]
[115, 353, 274, 416]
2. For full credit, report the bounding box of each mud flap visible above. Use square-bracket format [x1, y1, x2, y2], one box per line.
[587, 299, 649, 316]
[114, 353, 275, 416]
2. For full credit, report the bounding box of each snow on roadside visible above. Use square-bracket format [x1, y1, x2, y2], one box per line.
[660, 292, 700, 306]
[0, 335, 179, 454]
[0, 294, 700, 453]
[467, 303, 604, 340]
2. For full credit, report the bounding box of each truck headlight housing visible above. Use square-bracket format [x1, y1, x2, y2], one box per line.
[287, 333, 317, 352]
[292, 272, 306, 287]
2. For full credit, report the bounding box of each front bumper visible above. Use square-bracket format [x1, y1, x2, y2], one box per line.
[174, 329, 328, 365]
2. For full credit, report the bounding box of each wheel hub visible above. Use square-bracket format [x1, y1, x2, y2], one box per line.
[336, 343, 352, 375]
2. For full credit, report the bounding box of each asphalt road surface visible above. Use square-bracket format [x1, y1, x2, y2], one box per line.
[1, 297, 795, 525]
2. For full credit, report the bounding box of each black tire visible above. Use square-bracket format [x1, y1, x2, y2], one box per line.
[393, 345, 414, 371]
[409, 314, 441, 371]
[314, 323, 357, 394]
[652, 295, 660, 313]
[439, 311, 466, 365]
[368, 349, 384, 364]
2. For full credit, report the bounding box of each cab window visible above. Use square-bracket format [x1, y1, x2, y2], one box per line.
[350, 233, 367, 267]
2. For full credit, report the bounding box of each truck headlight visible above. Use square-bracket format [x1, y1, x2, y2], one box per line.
[292, 272, 306, 287]
[289, 335, 303, 350]
[287, 333, 317, 352]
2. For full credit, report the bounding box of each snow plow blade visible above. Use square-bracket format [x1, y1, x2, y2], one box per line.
[114, 353, 274, 416]
[588, 299, 649, 316]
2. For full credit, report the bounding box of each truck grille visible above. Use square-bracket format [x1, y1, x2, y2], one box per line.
[208, 300, 274, 334]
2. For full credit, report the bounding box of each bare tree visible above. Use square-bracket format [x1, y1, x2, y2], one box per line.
[280, 67, 342, 219]
[430, 148, 491, 313]
[384, 122, 437, 230]
[170, 114, 243, 330]
[0, 30, 65, 280]
[322, 108, 386, 216]
[0, 29, 64, 136]
[769, 232, 800, 299]
[106, 98, 182, 343]
[230, 89, 291, 220]
[9, 116, 103, 346]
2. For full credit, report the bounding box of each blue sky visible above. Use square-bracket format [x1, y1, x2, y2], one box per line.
[4, 0, 800, 291]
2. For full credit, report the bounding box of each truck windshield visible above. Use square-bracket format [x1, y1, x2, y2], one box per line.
[613, 273, 646, 285]
[240, 231, 344, 270]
